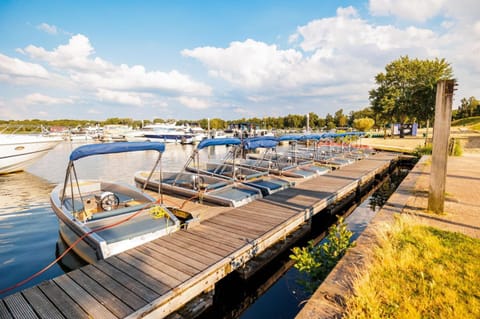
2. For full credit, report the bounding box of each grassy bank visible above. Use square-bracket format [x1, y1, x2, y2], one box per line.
[344, 219, 480, 318]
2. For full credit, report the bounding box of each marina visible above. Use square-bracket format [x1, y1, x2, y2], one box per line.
[0, 138, 399, 318]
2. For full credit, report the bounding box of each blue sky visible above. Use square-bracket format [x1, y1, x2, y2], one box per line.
[0, 0, 478, 121]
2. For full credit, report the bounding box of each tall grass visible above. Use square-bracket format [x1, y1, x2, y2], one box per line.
[343, 219, 480, 318]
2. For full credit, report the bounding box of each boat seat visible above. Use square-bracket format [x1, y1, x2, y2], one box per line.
[89, 203, 151, 221]
[205, 181, 228, 190]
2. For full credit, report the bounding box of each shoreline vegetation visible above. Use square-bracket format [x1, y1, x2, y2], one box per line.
[343, 217, 480, 319]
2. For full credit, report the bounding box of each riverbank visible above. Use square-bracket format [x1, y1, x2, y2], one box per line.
[296, 150, 480, 318]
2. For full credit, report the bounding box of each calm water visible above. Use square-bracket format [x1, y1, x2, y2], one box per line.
[0, 140, 408, 318]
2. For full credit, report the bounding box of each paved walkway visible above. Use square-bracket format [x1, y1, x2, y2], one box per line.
[403, 153, 480, 238]
[296, 152, 480, 318]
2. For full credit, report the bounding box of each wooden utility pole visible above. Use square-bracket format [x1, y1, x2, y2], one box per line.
[428, 80, 455, 214]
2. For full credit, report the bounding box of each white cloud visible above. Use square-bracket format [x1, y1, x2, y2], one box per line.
[182, 39, 303, 89]
[0, 53, 49, 80]
[177, 96, 209, 109]
[296, 7, 437, 54]
[96, 89, 144, 106]
[369, 0, 446, 22]
[183, 5, 479, 116]
[24, 34, 109, 72]
[25, 93, 74, 105]
[23, 34, 212, 97]
[37, 23, 58, 35]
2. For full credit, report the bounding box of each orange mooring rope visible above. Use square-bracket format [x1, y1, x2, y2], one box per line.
[0, 198, 161, 296]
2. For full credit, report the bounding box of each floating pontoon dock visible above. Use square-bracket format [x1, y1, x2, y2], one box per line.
[0, 152, 399, 319]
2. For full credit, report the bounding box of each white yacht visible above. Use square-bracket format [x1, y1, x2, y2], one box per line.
[0, 134, 63, 174]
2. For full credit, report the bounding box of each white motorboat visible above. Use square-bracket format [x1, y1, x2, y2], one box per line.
[50, 142, 181, 263]
[130, 123, 195, 144]
[0, 134, 63, 174]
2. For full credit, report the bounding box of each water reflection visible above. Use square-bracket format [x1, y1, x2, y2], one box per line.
[0, 172, 55, 215]
[369, 168, 409, 211]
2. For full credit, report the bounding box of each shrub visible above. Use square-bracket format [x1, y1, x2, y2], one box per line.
[290, 217, 355, 294]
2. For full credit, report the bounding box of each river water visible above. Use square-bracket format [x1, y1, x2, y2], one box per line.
[0, 140, 408, 318]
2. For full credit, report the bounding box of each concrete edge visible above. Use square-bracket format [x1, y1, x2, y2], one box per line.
[295, 156, 428, 319]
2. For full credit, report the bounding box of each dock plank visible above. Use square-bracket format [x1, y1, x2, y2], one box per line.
[82, 264, 147, 310]
[0, 301, 13, 319]
[105, 257, 170, 295]
[201, 219, 262, 239]
[53, 275, 116, 319]
[141, 242, 205, 272]
[176, 231, 238, 255]
[206, 215, 270, 235]
[132, 245, 199, 277]
[38, 281, 88, 319]
[158, 236, 223, 264]
[68, 270, 132, 318]
[116, 253, 181, 289]
[93, 261, 160, 302]
[146, 241, 209, 271]
[22, 286, 64, 319]
[226, 208, 286, 226]
[161, 232, 230, 257]
[189, 225, 252, 247]
[181, 228, 244, 250]
[2, 294, 37, 319]
[149, 237, 216, 266]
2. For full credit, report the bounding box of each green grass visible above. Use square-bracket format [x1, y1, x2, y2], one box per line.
[451, 116, 480, 127]
[344, 220, 480, 319]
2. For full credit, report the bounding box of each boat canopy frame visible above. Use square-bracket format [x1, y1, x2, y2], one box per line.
[61, 142, 166, 212]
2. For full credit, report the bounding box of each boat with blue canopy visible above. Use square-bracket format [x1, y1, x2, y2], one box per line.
[188, 137, 298, 196]
[50, 142, 181, 264]
[135, 138, 263, 207]
[245, 136, 330, 178]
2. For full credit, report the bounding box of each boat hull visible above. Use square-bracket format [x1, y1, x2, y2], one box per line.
[51, 179, 181, 263]
[0, 134, 62, 174]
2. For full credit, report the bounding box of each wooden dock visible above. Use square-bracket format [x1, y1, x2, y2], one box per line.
[0, 152, 398, 319]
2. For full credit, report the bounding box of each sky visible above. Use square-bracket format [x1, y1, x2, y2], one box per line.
[0, 0, 479, 121]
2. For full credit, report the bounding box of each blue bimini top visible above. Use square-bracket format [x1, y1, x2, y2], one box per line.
[243, 136, 278, 150]
[278, 134, 303, 141]
[196, 137, 242, 150]
[69, 141, 166, 161]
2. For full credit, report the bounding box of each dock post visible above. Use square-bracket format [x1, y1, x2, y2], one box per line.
[428, 80, 455, 214]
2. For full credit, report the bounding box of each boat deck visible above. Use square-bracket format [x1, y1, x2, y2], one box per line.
[0, 152, 398, 319]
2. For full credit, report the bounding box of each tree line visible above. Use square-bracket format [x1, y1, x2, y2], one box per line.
[1, 56, 476, 133]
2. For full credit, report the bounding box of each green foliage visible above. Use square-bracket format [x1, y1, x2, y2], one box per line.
[454, 96, 480, 120]
[451, 139, 463, 156]
[451, 116, 480, 127]
[414, 143, 433, 157]
[370, 56, 453, 126]
[290, 217, 355, 294]
[353, 117, 375, 132]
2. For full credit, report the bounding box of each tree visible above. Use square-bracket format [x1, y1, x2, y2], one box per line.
[325, 113, 335, 130]
[334, 109, 348, 127]
[369, 56, 453, 127]
[455, 96, 479, 119]
[353, 117, 375, 132]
